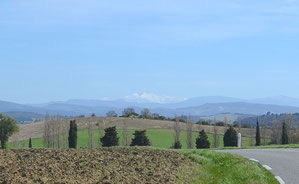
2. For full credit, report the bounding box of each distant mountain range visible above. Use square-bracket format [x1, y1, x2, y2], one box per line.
[2, 95, 299, 122]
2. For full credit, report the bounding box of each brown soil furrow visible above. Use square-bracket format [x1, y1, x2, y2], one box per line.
[0, 147, 195, 184]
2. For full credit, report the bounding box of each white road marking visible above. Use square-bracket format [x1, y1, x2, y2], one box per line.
[275, 176, 285, 184]
[249, 158, 259, 162]
[262, 165, 272, 170]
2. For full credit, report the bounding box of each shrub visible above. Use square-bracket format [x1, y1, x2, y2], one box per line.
[100, 126, 119, 147]
[223, 126, 237, 147]
[196, 130, 210, 149]
[68, 120, 78, 148]
[130, 130, 151, 146]
[173, 140, 182, 149]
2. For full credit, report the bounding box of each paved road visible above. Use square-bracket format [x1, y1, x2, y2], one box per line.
[218, 149, 299, 184]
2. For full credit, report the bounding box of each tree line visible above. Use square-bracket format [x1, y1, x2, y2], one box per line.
[0, 112, 293, 149]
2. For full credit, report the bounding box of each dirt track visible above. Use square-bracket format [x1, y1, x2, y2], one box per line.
[0, 147, 195, 184]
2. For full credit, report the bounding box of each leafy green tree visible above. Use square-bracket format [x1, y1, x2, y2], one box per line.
[68, 120, 78, 148]
[223, 126, 237, 147]
[141, 108, 152, 119]
[123, 108, 139, 117]
[256, 119, 261, 146]
[106, 111, 118, 117]
[0, 114, 19, 149]
[196, 130, 210, 149]
[282, 121, 288, 145]
[29, 137, 32, 148]
[130, 130, 151, 146]
[100, 126, 119, 147]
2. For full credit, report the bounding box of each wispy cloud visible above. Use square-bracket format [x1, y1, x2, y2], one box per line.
[124, 92, 187, 104]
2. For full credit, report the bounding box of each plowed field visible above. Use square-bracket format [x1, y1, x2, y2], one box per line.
[0, 148, 195, 184]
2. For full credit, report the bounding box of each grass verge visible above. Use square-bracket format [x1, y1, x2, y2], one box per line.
[216, 144, 299, 150]
[178, 150, 279, 184]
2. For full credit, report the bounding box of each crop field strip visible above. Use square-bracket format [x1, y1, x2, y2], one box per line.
[9, 128, 256, 149]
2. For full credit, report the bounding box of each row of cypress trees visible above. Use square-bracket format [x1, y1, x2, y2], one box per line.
[255, 119, 288, 146]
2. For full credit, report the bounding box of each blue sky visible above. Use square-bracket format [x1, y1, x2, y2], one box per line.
[1, 0, 299, 103]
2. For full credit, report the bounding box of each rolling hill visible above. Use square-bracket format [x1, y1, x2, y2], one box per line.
[2, 96, 299, 122]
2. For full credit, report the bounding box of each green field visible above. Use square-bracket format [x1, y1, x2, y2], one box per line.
[10, 128, 254, 149]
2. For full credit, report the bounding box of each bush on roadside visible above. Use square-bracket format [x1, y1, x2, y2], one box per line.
[172, 140, 182, 149]
[196, 130, 210, 149]
[223, 126, 237, 147]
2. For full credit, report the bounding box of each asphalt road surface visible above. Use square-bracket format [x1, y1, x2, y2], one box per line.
[218, 149, 299, 184]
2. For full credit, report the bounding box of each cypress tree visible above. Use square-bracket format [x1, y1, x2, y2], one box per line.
[223, 126, 237, 147]
[256, 119, 261, 146]
[282, 121, 288, 145]
[130, 130, 151, 146]
[29, 137, 32, 148]
[68, 120, 78, 148]
[100, 126, 119, 147]
[196, 130, 210, 149]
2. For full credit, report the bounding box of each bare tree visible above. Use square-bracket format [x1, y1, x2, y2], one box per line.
[263, 119, 267, 145]
[186, 116, 193, 149]
[22, 140, 26, 148]
[212, 124, 219, 148]
[123, 119, 130, 146]
[98, 120, 105, 147]
[238, 119, 241, 133]
[270, 118, 282, 144]
[224, 117, 228, 130]
[51, 115, 56, 148]
[56, 113, 62, 148]
[88, 122, 94, 149]
[291, 127, 299, 144]
[173, 115, 181, 144]
[249, 127, 255, 146]
[11, 133, 19, 149]
[43, 113, 51, 148]
[61, 119, 68, 148]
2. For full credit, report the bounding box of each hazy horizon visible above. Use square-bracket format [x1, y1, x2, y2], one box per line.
[3, 93, 299, 105]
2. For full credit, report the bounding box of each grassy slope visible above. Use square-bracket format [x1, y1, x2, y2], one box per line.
[218, 144, 299, 150]
[10, 129, 254, 149]
[178, 150, 279, 184]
